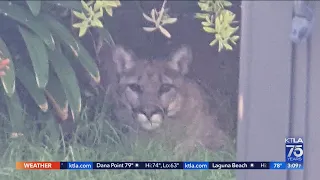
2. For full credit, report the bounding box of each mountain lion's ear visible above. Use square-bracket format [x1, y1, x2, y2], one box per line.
[167, 46, 192, 75]
[112, 46, 135, 73]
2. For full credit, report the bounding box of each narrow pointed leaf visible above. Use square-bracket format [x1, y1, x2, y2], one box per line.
[42, 14, 100, 83]
[45, 72, 68, 120]
[26, 1, 41, 16]
[15, 61, 48, 112]
[19, 26, 49, 88]
[42, 14, 80, 55]
[142, 13, 154, 23]
[159, 26, 171, 38]
[143, 27, 157, 32]
[48, 50, 81, 119]
[97, 27, 115, 46]
[0, 2, 55, 50]
[0, 37, 15, 97]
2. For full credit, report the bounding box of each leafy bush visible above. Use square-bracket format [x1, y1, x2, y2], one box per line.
[0, 1, 106, 133]
[0, 0, 239, 135]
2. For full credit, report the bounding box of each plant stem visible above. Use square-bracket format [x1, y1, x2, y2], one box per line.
[156, 0, 167, 27]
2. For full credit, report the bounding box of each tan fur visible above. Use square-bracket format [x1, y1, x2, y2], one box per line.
[100, 45, 230, 155]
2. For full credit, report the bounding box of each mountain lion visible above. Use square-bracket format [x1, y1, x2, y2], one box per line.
[100, 45, 230, 155]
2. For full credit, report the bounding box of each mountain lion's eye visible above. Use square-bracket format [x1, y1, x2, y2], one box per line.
[128, 84, 142, 93]
[159, 84, 174, 94]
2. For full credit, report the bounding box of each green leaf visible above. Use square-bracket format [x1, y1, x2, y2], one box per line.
[209, 39, 218, 46]
[203, 27, 215, 33]
[0, 37, 15, 97]
[73, 11, 87, 20]
[224, 42, 233, 50]
[97, 27, 115, 47]
[79, 25, 88, 37]
[42, 14, 100, 83]
[102, 0, 121, 7]
[81, 0, 91, 13]
[45, 1, 83, 11]
[72, 22, 83, 28]
[159, 26, 171, 39]
[91, 18, 103, 28]
[42, 14, 79, 56]
[222, 1, 233, 7]
[15, 62, 48, 112]
[5, 92, 24, 133]
[104, 7, 113, 16]
[231, 35, 240, 42]
[48, 50, 82, 119]
[19, 26, 49, 88]
[195, 13, 209, 20]
[143, 27, 157, 32]
[26, 1, 41, 16]
[94, 1, 104, 11]
[161, 17, 177, 25]
[142, 13, 154, 23]
[201, 21, 212, 26]
[45, 71, 68, 119]
[94, 9, 104, 19]
[151, 9, 156, 21]
[0, 2, 55, 50]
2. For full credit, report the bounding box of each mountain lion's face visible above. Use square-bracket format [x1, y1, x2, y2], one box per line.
[112, 46, 192, 131]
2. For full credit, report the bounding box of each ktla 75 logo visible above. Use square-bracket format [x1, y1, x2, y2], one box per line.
[285, 138, 303, 161]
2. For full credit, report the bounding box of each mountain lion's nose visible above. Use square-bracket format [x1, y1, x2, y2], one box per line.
[139, 105, 163, 120]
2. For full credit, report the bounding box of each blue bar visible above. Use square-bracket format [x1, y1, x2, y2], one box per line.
[67, 162, 93, 170]
[269, 162, 286, 170]
[287, 162, 304, 170]
[183, 162, 209, 170]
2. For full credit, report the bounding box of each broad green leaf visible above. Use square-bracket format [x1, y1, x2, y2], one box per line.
[143, 27, 157, 32]
[42, 14, 100, 83]
[19, 26, 49, 88]
[26, 1, 41, 16]
[5, 92, 24, 133]
[45, 1, 82, 11]
[161, 17, 177, 25]
[15, 61, 48, 112]
[42, 14, 79, 56]
[97, 27, 115, 46]
[73, 11, 87, 20]
[0, 37, 15, 97]
[45, 72, 68, 120]
[0, 2, 55, 50]
[48, 50, 81, 119]
[159, 26, 171, 38]
[142, 13, 154, 23]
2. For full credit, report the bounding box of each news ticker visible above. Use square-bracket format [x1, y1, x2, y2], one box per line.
[16, 161, 303, 170]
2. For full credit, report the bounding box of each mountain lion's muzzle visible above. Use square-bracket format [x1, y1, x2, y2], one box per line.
[132, 104, 165, 131]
